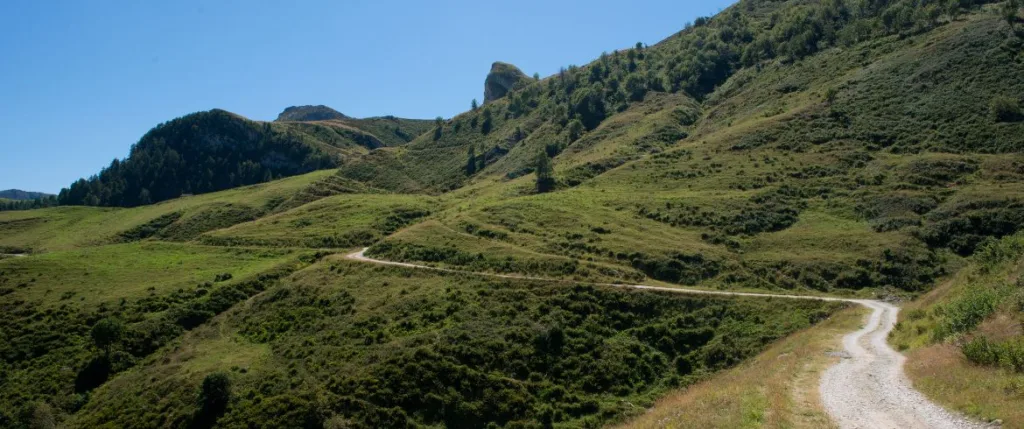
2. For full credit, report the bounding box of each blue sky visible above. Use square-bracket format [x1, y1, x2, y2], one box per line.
[0, 0, 735, 194]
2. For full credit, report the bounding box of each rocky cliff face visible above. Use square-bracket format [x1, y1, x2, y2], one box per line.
[484, 62, 529, 104]
[276, 105, 348, 122]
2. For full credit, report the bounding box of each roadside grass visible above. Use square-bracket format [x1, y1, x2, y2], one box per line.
[614, 305, 864, 429]
[890, 232, 1024, 426]
[905, 343, 1024, 427]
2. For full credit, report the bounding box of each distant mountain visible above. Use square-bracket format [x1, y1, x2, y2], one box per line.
[59, 109, 433, 207]
[0, 189, 54, 200]
[276, 105, 349, 122]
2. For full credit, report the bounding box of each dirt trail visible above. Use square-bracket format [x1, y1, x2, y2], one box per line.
[344, 248, 986, 429]
[820, 300, 987, 429]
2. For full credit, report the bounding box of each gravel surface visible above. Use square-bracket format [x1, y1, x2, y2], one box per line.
[820, 300, 987, 429]
[347, 248, 989, 428]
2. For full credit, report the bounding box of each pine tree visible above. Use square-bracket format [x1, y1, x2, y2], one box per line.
[535, 151, 555, 193]
[471, 99, 479, 111]
[466, 145, 477, 175]
[434, 116, 444, 140]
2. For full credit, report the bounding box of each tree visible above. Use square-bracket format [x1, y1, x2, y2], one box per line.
[466, 145, 477, 175]
[570, 86, 607, 130]
[533, 72, 540, 80]
[471, 99, 478, 110]
[434, 116, 444, 140]
[30, 402, 55, 429]
[566, 119, 585, 143]
[625, 74, 648, 101]
[1006, 0, 1020, 26]
[481, 108, 494, 135]
[534, 151, 555, 193]
[991, 96, 1022, 122]
[477, 146, 486, 171]
[200, 372, 232, 412]
[91, 318, 124, 356]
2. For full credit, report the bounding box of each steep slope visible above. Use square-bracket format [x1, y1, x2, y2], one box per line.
[339, 0, 1020, 195]
[359, 2, 1024, 300]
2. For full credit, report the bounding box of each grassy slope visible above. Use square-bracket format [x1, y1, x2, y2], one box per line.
[364, 11, 1024, 299]
[0, 242, 308, 426]
[0, 170, 337, 252]
[616, 306, 866, 429]
[890, 232, 1024, 427]
[1, 2, 1022, 428]
[67, 258, 845, 428]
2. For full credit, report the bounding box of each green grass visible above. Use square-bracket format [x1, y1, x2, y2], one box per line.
[0, 242, 296, 308]
[68, 258, 845, 429]
[201, 194, 434, 248]
[0, 170, 336, 251]
[4, 2, 1024, 428]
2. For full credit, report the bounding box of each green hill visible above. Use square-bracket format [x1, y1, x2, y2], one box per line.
[57, 109, 431, 207]
[3, 0, 1024, 427]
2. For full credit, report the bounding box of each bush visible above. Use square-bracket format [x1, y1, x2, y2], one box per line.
[200, 372, 232, 411]
[963, 336, 1024, 372]
[991, 96, 1023, 122]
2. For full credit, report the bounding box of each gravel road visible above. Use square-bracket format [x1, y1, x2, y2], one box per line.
[820, 300, 987, 429]
[346, 248, 987, 428]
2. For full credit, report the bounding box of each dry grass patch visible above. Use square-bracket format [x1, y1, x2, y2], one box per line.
[905, 343, 1024, 427]
[615, 305, 864, 429]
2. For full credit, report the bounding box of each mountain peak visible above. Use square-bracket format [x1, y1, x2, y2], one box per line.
[276, 105, 349, 122]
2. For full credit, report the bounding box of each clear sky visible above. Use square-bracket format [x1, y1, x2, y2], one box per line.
[0, 0, 735, 194]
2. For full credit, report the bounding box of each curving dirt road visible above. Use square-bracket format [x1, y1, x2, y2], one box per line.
[345, 248, 985, 428]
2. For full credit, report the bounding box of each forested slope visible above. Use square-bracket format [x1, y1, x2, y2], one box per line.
[57, 109, 430, 207]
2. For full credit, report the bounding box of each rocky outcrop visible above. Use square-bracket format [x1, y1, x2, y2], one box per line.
[484, 62, 529, 104]
[276, 105, 348, 122]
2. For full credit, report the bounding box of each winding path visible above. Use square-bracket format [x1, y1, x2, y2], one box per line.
[344, 248, 986, 428]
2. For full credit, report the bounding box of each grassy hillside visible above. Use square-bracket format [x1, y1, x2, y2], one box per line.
[360, 4, 1024, 299]
[891, 232, 1024, 427]
[65, 259, 843, 428]
[2, 0, 1024, 427]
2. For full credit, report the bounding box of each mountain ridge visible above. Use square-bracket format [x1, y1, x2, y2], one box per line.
[0, 189, 54, 200]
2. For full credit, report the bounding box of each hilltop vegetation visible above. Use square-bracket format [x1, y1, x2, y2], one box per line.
[276, 105, 349, 122]
[0, 190, 54, 201]
[2, 0, 1024, 427]
[56, 109, 431, 208]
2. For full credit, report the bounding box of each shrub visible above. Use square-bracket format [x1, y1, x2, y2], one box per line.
[963, 336, 1024, 372]
[91, 318, 124, 355]
[199, 372, 232, 416]
[991, 96, 1023, 122]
